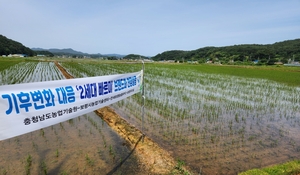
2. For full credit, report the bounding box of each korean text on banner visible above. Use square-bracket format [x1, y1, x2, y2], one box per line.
[0, 70, 143, 141]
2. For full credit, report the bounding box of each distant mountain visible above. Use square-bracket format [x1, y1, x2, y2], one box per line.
[50, 48, 89, 55]
[0, 35, 35, 56]
[31, 47, 47, 51]
[102, 54, 126, 58]
[32, 48, 127, 58]
[32, 48, 88, 55]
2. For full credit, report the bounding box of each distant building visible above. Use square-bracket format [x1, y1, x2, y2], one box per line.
[8, 54, 27, 57]
[167, 60, 175, 63]
[274, 62, 283, 65]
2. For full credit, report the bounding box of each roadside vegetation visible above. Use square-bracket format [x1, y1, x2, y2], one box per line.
[239, 160, 300, 175]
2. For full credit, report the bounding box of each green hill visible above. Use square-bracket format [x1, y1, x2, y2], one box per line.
[0, 35, 35, 56]
[152, 39, 300, 65]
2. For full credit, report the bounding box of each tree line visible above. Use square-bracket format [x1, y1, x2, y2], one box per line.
[151, 39, 300, 65]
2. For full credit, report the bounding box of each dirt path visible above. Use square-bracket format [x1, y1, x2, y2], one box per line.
[54, 61, 192, 174]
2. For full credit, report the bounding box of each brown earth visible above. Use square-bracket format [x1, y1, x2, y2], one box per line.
[54, 61, 192, 174]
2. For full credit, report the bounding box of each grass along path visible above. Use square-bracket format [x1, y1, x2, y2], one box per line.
[239, 160, 300, 175]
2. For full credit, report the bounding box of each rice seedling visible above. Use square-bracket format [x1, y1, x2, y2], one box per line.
[40, 161, 47, 175]
[25, 154, 32, 175]
[55, 149, 59, 158]
[85, 154, 94, 166]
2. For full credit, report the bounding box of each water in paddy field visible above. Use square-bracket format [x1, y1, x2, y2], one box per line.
[58, 61, 300, 174]
[0, 112, 143, 175]
[113, 98, 300, 174]
[110, 68, 300, 175]
[0, 62, 66, 84]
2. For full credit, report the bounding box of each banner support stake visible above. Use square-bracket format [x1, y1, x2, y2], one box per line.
[141, 57, 145, 142]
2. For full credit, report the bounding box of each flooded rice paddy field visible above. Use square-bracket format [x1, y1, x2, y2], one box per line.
[0, 61, 141, 175]
[0, 61, 65, 85]
[1, 60, 300, 174]
[61, 61, 300, 174]
[0, 112, 140, 175]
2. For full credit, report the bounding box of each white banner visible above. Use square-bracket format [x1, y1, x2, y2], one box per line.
[0, 70, 143, 141]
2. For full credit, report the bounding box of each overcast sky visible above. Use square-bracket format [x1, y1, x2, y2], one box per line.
[1, 0, 299, 56]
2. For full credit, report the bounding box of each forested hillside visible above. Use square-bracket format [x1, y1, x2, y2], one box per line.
[0, 35, 35, 56]
[152, 39, 300, 65]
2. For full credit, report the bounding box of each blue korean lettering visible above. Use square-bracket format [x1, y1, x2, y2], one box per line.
[65, 86, 75, 102]
[114, 79, 121, 92]
[56, 87, 67, 104]
[42, 89, 55, 107]
[98, 82, 103, 96]
[98, 81, 112, 95]
[114, 79, 127, 92]
[56, 86, 75, 104]
[91, 83, 97, 98]
[114, 79, 120, 92]
[76, 83, 97, 99]
[17, 92, 32, 112]
[2, 93, 19, 114]
[76, 85, 84, 99]
[103, 81, 112, 94]
[127, 77, 132, 88]
[83, 84, 91, 99]
[133, 76, 137, 86]
[2, 89, 57, 115]
[122, 79, 127, 89]
[127, 76, 136, 88]
[30, 90, 45, 110]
